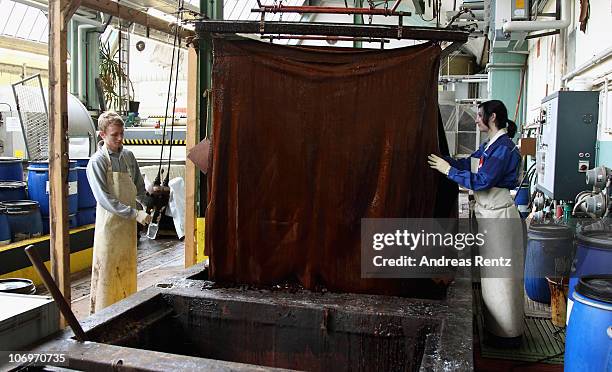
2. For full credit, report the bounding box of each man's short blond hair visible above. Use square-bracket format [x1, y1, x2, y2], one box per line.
[98, 111, 124, 132]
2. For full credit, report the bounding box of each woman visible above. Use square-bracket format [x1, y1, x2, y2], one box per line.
[428, 100, 525, 344]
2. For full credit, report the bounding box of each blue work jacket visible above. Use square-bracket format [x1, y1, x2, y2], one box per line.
[444, 134, 521, 191]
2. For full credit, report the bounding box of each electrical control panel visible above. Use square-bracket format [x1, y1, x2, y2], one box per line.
[536, 91, 599, 200]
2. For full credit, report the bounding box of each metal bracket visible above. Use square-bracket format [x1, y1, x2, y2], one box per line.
[397, 14, 403, 39]
[260, 11, 266, 34]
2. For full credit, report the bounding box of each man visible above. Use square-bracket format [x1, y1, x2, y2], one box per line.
[86, 111, 152, 314]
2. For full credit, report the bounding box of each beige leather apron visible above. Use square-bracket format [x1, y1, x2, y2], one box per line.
[472, 160, 525, 338]
[89, 146, 137, 314]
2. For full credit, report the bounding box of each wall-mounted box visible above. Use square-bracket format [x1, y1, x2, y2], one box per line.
[536, 91, 599, 200]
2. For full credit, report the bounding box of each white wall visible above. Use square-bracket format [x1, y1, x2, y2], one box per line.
[524, 0, 612, 140]
[128, 34, 188, 118]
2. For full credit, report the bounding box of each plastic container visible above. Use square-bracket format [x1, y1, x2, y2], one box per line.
[0, 206, 11, 245]
[27, 161, 78, 216]
[76, 207, 96, 226]
[525, 224, 574, 303]
[0, 278, 36, 294]
[42, 213, 77, 235]
[72, 158, 96, 209]
[568, 230, 612, 321]
[1, 200, 43, 242]
[564, 276, 612, 371]
[0, 157, 24, 181]
[0, 181, 27, 202]
[546, 277, 569, 327]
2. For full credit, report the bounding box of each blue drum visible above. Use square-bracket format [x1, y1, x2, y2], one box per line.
[565, 276, 612, 372]
[568, 230, 612, 320]
[27, 161, 78, 216]
[42, 213, 77, 235]
[72, 158, 96, 209]
[0, 206, 11, 245]
[0, 157, 24, 181]
[77, 207, 96, 226]
[0, 181, 27, 202]
[525, 224, 574, 303]
[1, 200, 43, 242]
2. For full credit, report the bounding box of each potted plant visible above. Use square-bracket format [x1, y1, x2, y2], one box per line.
[99, 41, 135, 112]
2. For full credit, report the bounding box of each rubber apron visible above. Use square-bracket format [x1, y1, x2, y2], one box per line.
[89, 145, 137, 314]
[472, 154, 525, 338]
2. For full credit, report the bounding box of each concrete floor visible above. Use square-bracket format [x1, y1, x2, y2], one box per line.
[37, 236, 186, 319]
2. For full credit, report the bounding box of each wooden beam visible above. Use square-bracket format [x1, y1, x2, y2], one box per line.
[0, 35, 48, 56]
[48, 0, 72, 325]
[80, 0, 196, 39]
[62, 0, 82, 24]
[184, 44, 198, 268]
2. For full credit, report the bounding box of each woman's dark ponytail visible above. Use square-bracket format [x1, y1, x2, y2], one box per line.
[478, 100, 517, 139]
[506, 119, 517, 139]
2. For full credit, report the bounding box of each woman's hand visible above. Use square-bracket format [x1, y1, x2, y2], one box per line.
[428, 154, 451, 175]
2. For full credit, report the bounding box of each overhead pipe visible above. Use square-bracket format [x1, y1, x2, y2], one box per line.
[461, 1, 484, 11]
[252, 5, 411, 17]
[261, 35, 391, 43]
[502, 0, 569, 33]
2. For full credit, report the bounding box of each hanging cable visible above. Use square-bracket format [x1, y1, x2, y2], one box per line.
[164, 0, 184, 186]
[155, 0, 182, 186]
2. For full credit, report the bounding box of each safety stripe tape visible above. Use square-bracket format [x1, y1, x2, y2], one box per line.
[123, 139, 186, 145]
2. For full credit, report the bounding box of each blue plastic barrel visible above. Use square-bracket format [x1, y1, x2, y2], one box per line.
[568, 230, 612, 315]
[72, 158, 96, 209]
[525, 224, 574, 303]
[0, 181, 27, 202]
[565, 276, 612, 372]
[42, 213, 77, 235]
[1, 200, 43, 242]
[514, 182, 530, 219]
[76, 207, 96, 226]
[0, 206, 11, 245]
[0, 157, 24, 181]
[27, 161, 78, 216]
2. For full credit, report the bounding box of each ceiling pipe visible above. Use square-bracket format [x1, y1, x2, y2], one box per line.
[502, 0, 569, 33]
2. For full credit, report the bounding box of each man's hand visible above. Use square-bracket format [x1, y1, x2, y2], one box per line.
[428, 154, 451, 176]
[136, 210, 153, 225]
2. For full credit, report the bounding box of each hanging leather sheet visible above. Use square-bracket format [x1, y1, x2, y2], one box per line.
[206, 38, 456, 296]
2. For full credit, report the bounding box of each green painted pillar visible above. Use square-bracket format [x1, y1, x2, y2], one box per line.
[198, 0, 222, 215]
[68, 20, 78, 96]
[353, 0, 363, 48]
[487, 50, 527, 129]
[86, 29, 100, 110]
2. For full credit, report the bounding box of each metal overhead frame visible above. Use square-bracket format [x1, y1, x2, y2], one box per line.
[194, 21, 469, 43]
[251, 5, 411, 17]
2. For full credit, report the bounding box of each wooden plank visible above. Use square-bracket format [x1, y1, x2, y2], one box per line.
[184, 45, 198, 268]
[80, 0, 195, 39]
[48, 0, 72, 325]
